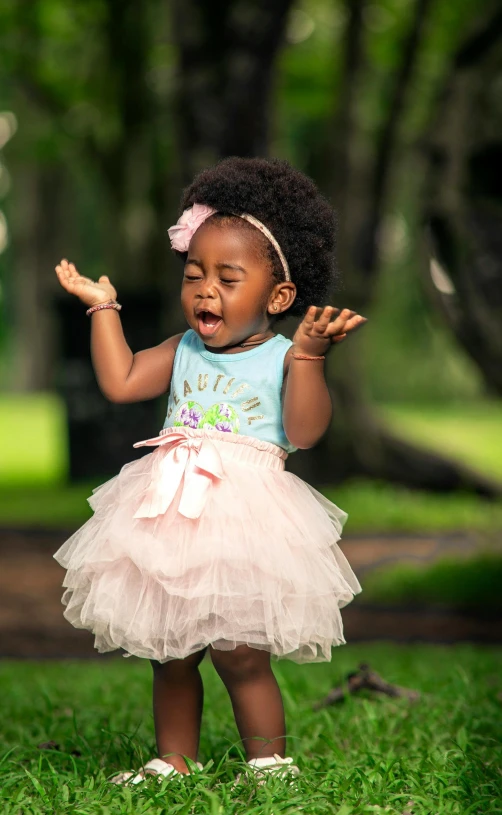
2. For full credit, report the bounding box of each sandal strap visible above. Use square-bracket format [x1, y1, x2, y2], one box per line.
[109, 771, 134, 785]
[116, 757, 204, 785]
[248, 754, 296, 769]
[142, 758, 179, 776]
[131, 758, 179, 784]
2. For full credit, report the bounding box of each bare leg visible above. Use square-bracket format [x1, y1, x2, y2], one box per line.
[150, 648, 207, 774]
[210, 644, 286, 760]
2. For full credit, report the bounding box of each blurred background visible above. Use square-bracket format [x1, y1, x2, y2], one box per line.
[0, 0, 501, 657]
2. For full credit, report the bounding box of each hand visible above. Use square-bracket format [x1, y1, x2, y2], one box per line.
[55, 259, 117, 307]
[293, 306, 367, 356]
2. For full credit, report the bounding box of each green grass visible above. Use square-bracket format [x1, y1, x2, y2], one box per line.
[362, 554, 502, 611]
[0, 394, 68, 486]
[0, 644, 501, 814]
[328, 480, 502, 534]
[378, 402, 502, 482]
[0, 482, 96, 527]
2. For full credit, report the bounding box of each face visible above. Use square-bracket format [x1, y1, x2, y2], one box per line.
[181, 218, 295, 349]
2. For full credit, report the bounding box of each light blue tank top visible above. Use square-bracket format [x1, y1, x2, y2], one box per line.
[163, 330, 295, 452]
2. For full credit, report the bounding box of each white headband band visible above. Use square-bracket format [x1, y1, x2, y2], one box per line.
[168, 203, 291, 282]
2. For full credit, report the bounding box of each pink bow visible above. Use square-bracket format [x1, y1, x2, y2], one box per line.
[132, 431, 224, 520]
[167, 203, 216, 252]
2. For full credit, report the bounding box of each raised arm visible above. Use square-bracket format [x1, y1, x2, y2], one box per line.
[55, 259, 182, 403]
[282, 306, 367, 449]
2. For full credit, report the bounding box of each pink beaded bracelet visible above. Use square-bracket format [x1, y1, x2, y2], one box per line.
[291, 353, 325, 361]
[86, 301, 122, 317]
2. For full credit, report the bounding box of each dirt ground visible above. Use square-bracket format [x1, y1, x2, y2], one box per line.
[0, 526, 500, 658]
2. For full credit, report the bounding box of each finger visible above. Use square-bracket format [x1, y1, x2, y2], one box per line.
[303, 306, 318, 328]
[55, 264, 71, 283]
[98, 275, 110, 283]
[313, 305, 335, 332]
[60, 259, 69, 271]
[324, 309, 353, 335]
[55, 267, 76, 291]
[332, 333, 347, 343]
[343, 315, 368, 333]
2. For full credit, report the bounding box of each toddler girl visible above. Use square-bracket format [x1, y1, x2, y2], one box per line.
[54, 157, 365, 785]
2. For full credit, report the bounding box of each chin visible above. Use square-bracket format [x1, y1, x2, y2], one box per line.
[191, 324, 228, 347]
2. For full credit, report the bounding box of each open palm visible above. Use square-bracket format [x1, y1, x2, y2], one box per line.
[293, 305, 367, 357]
[55, 259, 116, 307]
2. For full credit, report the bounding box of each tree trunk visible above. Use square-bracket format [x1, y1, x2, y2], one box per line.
[8, 164, 64, 391]
[420, 5, 502, 396]
[172, 0, 295, 180]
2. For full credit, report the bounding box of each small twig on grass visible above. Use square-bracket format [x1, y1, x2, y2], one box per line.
[313, 662, 420, 710]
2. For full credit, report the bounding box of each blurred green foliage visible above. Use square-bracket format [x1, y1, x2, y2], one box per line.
[362, 553, 502, 610]
[0, 0, 494, 402]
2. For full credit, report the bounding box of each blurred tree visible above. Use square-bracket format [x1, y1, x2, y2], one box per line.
[0, 0, 175, 389]
[421, 5, 502, 396]
[285, 0, 501, 495]
[172, 0, 295, 181]
[0, 0, 178, 473]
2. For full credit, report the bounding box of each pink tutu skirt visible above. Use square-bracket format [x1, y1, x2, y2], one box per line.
[54, 426, 361, 664]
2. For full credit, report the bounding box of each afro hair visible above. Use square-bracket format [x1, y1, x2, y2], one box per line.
[177, 157, 338, 318]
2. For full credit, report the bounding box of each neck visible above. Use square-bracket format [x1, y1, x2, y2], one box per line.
[240, 329, 275, 348]
[204, 328, 275, 354]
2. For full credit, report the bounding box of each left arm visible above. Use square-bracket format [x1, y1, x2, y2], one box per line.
[282, 306, 367, 449]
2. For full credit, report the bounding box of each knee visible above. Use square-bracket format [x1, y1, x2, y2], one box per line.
[210, 645, 270, 684]
[151, 647, 207, 677]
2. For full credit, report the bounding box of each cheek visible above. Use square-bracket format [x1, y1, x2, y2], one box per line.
[180, 285, 192, 313]
[224, 287, 256, 313]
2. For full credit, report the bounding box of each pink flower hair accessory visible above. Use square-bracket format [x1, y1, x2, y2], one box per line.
[167, 203, 216, 252]
[167, 204, 291, 281]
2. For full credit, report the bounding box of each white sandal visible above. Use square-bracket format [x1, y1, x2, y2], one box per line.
[110, 757, 204, 785]
[233, 753, 300, 788]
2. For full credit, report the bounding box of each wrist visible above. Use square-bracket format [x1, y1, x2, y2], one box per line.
[292, 342, 330, 358]
[88, 296, 117, 307]
[292, 353, 325, 362]
[86, 300, 122, 317]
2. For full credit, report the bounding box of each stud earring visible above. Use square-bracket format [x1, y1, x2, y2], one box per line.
[273, 304, 278, 312]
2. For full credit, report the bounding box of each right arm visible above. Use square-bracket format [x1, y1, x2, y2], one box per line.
[56, 259, 182, 403]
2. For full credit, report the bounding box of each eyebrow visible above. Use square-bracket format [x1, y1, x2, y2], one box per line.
[185, 259, 247, 273]
[216, 262, 247, 273]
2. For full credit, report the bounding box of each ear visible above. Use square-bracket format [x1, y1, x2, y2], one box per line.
[267, 282, 297, 316]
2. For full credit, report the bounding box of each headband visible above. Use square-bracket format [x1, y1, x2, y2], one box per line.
[167, 203, 291, 282]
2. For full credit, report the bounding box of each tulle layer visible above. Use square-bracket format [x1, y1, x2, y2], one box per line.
[54, 427, 361, 663]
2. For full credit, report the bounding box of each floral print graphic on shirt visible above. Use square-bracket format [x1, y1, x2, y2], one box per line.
[175, 401, 204, 429]
[174, 401, 240, 433]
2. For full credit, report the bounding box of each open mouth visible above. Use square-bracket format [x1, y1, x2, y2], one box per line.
[197, 310, 223, 337]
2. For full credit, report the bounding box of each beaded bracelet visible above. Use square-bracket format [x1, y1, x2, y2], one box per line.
[86, 301, 122, 317]
[292, 353, 325, 361]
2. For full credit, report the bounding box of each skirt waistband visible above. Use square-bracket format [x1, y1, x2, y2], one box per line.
[135, 425, 288, 472]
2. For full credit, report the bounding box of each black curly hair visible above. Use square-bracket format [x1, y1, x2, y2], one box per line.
[176, 157, 338, 318]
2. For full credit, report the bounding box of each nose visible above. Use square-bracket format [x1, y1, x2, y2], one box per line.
[196, 277, 217, 298]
